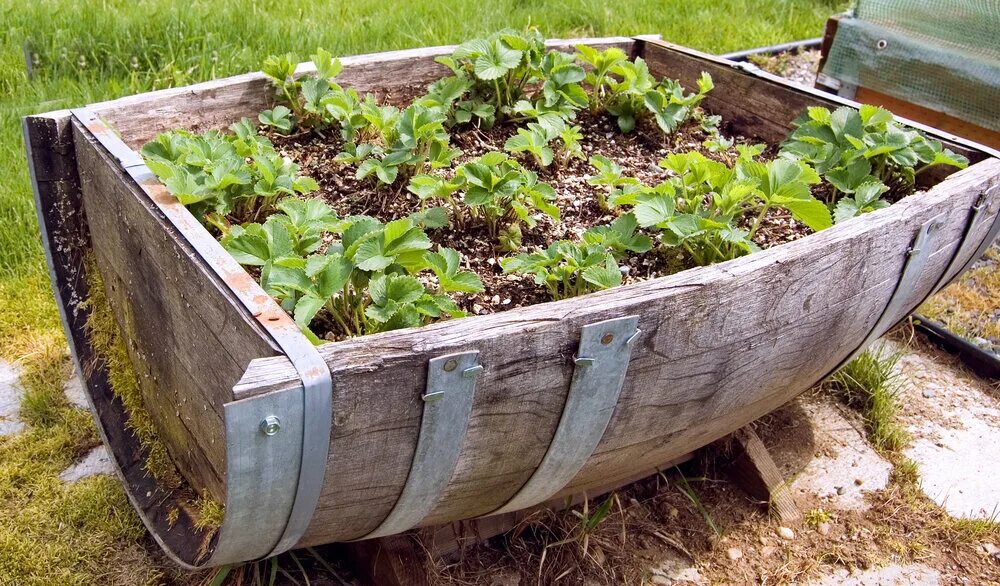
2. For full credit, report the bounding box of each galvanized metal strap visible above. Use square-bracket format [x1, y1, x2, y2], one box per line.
[359, 351, 483, 539]
[837, 214, 945, 369]
[491, 316, 640, 516]
[931, 183, 1000, 295]
[71, 108, 333, 565]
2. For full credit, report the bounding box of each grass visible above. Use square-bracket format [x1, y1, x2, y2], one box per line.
[825, 345, 909, 453]
[0, 1, 844, 583]
[919, 246, 1000, 345]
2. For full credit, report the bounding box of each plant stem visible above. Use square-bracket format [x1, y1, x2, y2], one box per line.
[747, 203, 770, 240]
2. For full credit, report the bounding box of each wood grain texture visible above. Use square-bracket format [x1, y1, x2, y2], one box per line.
[235, 159, 1000, 546]
[639, 39, 994, 171]
[90, 37, 638, 149]
[726, 427, 800, 524]
[73, 121, 281, 501]
[25, 112, 208, 565]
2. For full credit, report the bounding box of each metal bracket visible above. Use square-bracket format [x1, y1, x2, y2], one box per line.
[70, 108, 333, 565]
[491, 316, 640, 515]
[360, 351, 482, 539]
[931, 183, 1000, 295]
[837, 215, 945, 368]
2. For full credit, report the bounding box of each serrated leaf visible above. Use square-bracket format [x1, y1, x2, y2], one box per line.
[581, 255, 622, 289]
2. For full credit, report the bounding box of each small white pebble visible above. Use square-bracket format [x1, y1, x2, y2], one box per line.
[491, 295, 500, 304]
[726, 548, 743, 561]
[777, 526, 795, 540]
[502, 298, 511, 305]
[818, 522, 831, 536]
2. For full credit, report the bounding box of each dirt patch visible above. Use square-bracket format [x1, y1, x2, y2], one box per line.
[748, 49, 821, 86]
[429, 388, 1000, 585]
[266, 109, 812, 339]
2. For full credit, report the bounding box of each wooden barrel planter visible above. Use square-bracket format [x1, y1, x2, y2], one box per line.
[24, 36, 1000, 569]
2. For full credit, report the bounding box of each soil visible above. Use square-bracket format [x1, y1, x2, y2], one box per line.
[266, 109, 812, 339]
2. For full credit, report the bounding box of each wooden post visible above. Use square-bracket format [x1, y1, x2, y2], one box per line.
[725, 427, 801, 524]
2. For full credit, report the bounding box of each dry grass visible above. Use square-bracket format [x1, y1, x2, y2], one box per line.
[919, 247, 1000, 343]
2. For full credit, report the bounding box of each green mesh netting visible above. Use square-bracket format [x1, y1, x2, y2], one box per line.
[821, 0, 1000, 131]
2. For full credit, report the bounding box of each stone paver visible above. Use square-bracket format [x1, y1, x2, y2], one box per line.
[0, 359, 25, 436]
[59, 445, 115, 482]
[63, 370, 89, 410]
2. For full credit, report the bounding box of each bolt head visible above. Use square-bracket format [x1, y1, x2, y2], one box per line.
[601, 333, 615, 345]
[443, 359, 458, 372]
[260, 415, 281, 436]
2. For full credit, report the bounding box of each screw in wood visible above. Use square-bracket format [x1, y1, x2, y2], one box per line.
[443, 359, 458, 372]
[601, 333, 615, 345]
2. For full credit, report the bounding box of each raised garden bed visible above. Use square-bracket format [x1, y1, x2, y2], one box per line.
[24, 35, 1000, 569]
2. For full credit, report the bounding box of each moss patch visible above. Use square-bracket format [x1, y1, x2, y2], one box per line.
[81, 254, 225, 531]
[81, 254, 181, 487]
[0, 385, 173, 585]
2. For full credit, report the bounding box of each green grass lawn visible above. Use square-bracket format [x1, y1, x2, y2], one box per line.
[0, 1, 843, 583]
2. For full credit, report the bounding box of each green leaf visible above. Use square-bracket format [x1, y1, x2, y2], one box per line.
[633, 194, 676, 228]
[426, 247, 484, 293]
[778, 197, 833, 231]
[311, 48, 343, 79]
[259, 106, 294, 133]
[581, 254, 623, 290]
[474, 40, 522, 80]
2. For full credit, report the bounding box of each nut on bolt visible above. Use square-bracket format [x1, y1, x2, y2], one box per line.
[260, 415, 281, 436]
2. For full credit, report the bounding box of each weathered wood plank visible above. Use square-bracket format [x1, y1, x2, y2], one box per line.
[73, 121, 281, 500]
[90, 37, 639, 149]
[25, 112, 208, 565]
[233, 159, 1000, 546]
[638, 38, 995, 168]
[725, 427, 801, 524]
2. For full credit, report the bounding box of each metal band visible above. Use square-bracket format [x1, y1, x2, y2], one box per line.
[930, 184, 1000, 295]
[70, 108, 333, 563]
[837, 214, 945, 368]
[491, 316, 639, 515]
[360, 351, 482, 539]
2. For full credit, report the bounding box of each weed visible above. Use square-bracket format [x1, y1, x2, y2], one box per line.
[673, 466, 721, 537]
[825, 346, 908, 453]
[806, 508, 833, 528]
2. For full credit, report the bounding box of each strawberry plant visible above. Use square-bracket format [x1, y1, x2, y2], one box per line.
[261, 48, 344, 131]
[574, 44, 628, 113]
[833, 181, 890, 224]
[501, 240, 622, 300]
[342, 102, 461, 186]
[582, 213, 652, 259]
[781, 105, 968, 198]
[598, 56, 713, 134]
[456, 152, 560, 249]
[587, 155, 640, 210]
[435, 29, 587, 127]
[141, 120, 318, 231]
[222, 208, 482, 341]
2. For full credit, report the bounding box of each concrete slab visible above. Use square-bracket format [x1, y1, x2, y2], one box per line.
[0, 359, 25, 436]
[789, 398, 892, 512]
[810, 563, 941, 585]
[891, 343, 1000, 519]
